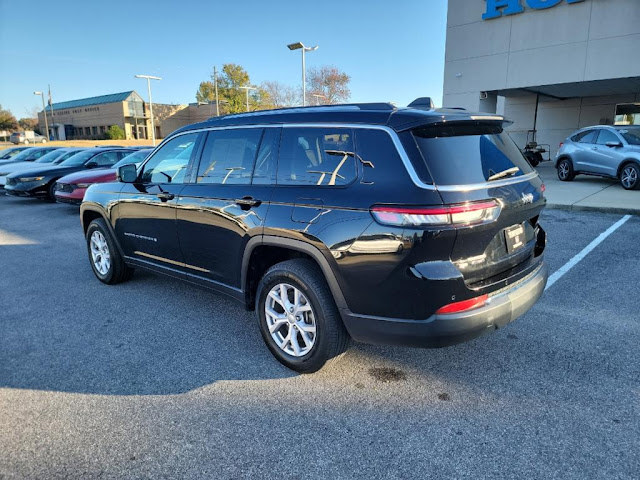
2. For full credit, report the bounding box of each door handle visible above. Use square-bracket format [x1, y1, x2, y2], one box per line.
[235, 196, 262, 209]
[157, 192, 175, 202]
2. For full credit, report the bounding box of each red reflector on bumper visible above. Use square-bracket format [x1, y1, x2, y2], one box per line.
[436, 294, 488, 315]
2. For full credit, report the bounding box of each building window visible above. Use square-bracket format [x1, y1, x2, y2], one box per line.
[85, 127, 91, 136]
[92, 126, 97, 136]
[100, 126, 106, 134]
[128, 99, 144, 118]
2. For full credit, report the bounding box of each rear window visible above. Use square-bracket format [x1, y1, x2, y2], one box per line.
[412, 123, 533, 186]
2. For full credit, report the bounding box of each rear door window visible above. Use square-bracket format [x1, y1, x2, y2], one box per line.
[277, 128, 356, 186]
[196, 128, 262, 185]
[411, 123, 533, 186]
[577, 130, 599, 144]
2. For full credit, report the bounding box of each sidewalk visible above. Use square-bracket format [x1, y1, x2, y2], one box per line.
[536, 163, 639, 215]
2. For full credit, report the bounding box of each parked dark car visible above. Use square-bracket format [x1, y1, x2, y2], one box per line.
[5, 148, 134, 200]
[0, 146, 59, 167]
[55, 148, 152, 204]
[80, 101, 548, 372]
[555, 125, 640, 190]
[0, 146, 31, 160]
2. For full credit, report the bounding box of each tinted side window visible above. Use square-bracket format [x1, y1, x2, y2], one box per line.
[577, 130, 598, 144]
[277, 128, 356, 186]
[595, 130, 620, 145]
[355, 128, 407, 184]
[92, 151, 121, 167]
[140, 133, 199, 184]
[252, 128, 280, 185]
[196, 128, 262, 185]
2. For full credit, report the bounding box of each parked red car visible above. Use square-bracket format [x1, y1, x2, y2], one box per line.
[55, 148, 152, 204]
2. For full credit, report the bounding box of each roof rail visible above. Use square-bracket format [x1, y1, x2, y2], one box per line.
[209, 102, 397, 120]
[408, 97, 435, 110]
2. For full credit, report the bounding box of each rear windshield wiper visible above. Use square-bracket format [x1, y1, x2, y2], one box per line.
[488, 166, 520, 182]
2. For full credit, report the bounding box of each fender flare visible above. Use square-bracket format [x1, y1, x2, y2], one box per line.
[80, 203, 126, 258]
[241, 235, 349, 312]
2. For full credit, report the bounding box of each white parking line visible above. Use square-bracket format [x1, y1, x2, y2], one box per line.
[545, 214, 632, 291]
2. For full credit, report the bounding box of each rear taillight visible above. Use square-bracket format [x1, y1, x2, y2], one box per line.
[370, 200, 501, 228]
[559, 142, 564, 149]
[436, 294, 488, 315]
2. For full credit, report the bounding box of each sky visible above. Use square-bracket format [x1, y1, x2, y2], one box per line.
[0, 0, 448, 118]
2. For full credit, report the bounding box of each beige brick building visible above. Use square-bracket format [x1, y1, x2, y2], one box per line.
[38, 91, 220, 141]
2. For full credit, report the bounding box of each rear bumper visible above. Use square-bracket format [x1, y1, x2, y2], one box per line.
[343, 261, 548, 348]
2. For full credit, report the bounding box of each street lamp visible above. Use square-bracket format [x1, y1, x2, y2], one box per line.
[33, 91, 50, 140]
[134, 74, 162, 146]
[311, 93, 326, 105]
[239, 86, 257, 112]
[287, 42, 318, 107]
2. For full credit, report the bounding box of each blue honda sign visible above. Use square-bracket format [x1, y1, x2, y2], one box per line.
[483, 0, 586, 20]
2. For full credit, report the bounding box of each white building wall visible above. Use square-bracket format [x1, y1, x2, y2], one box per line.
[443, 0, 640, 156]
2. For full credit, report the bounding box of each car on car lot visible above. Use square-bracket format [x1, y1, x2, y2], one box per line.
[80, 100, 548, 372]
[55, 148, 153, 204]
[0, 148, 85, 188]
[0, 146, 59, 167]
[555, 125, 640, 190]
[0, 146, 31, 160]
[5, 147, 135, 201]
[9, 132, 48, 144]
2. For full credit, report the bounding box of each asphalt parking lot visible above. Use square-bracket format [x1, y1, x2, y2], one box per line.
[0, 195, 638, 479]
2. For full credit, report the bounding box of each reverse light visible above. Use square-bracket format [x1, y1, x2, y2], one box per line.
[371, 200, 501, 228]
[436, 294, 488, 315]
[18, 176, 44, 182]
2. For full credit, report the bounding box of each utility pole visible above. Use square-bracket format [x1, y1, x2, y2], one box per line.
[213, 66, 220, 116]
[48, 85, 55, 140]
[33, 91, 49, 140]
[287, 42, 318, 107]
[239, 86, 257, 112]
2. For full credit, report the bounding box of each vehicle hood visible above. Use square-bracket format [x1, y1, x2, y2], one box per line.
[7, 165, 84, 179]
[0, 161, 43, 175]
[58, 168, 116, 184]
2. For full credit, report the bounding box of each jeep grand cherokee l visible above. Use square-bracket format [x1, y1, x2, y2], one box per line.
[80, 100, 548, 372]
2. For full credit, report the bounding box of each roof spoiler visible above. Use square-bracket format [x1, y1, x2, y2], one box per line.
[408, 97, 435, 110]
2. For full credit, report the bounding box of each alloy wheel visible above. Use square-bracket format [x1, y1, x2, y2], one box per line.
[90, 230, 111, 275]
[265, 283, 317, 357]
[621, 166, 638, 189]
[559, 162, 569, 180]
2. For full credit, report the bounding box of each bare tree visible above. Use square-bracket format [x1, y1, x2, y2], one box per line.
[307, 66, 351, 104]
[261, 81, 299, 108]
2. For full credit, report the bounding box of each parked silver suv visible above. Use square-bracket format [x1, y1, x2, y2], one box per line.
[555, 126, 640, 190]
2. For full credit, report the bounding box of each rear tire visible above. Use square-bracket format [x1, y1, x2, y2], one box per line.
[256, 259, 350, 373]
[620, 163, 640, 190]
[86, 218, 134, 284]
[46, 181, 58, 202]
[557, 158, 575, 181]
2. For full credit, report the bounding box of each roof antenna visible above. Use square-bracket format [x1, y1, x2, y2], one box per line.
[408, 97, 435, 110]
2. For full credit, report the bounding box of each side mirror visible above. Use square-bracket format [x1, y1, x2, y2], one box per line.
[605, 141, 623, 148]
[117, 163, 138, 183]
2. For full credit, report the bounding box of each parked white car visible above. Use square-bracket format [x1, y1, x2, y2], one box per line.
[10, 131, 47, 144]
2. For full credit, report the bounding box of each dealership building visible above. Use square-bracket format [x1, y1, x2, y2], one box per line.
[443, 0, 640, 156]
[37, 91, 216, 141]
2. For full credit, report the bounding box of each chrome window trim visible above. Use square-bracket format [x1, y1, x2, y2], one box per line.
[153, 123, 540, 192]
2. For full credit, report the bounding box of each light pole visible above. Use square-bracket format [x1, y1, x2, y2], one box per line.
[33, 91, 49, 140]
[239, 86, 257, 112]
[134, 74, 162, 146]
[287, 42, 318, 106]
[311, 93, 326, 105]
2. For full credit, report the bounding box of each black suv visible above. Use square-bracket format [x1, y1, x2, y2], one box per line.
[80, 100, 548, 372]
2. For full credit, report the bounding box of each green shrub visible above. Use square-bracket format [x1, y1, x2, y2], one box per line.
[106, 125, 125, 140]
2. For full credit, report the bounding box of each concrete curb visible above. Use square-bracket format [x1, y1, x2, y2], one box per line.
[546, 203, 637, 216]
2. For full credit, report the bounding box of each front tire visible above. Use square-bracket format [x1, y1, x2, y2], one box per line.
[620, 163, 640, 190]
[557, 158, 575, 181]
[256, 259, 350, 373]
[86, 218, 134, 284]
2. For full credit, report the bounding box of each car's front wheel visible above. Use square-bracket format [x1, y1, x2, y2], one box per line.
[256, 259, 350, 373]
[557, 159, 575, 181]
[86, 218, 134, 284]
[620, 163, 639, 190]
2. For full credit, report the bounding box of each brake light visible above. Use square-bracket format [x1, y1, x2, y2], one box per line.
[371, 200, 501, 227]
[436, 294, 488, 315]
[540, 183, 546, 193]
[559, 142, 564, 149]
